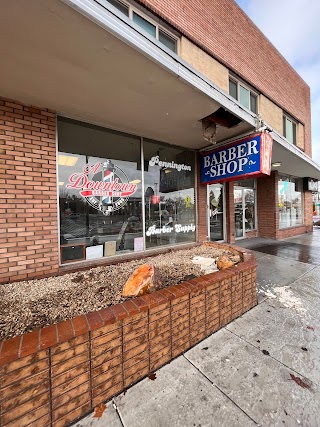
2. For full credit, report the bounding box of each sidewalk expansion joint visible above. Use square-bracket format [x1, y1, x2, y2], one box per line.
[112, 399, 125, 427]
[225, 327, 319, 388]
[183, 354, 259, 425]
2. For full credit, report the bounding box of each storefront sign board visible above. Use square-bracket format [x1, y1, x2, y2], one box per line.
[200, 132, 273, 184]
[303, 177, 319, 192]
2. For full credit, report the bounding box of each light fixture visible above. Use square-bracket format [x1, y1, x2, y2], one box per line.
[130, 179, 141, 184]
[164, 169, 172, 174]
[271, 162, 282, 168]
[58, 155, 78, 166]
[58, 182, 64, 186]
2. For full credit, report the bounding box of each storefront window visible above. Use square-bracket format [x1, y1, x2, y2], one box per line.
[58, 117, 143, 263]
[143, 139, 196, 248]
[57, 118, 196, 264]
[278, 175, 303, 228]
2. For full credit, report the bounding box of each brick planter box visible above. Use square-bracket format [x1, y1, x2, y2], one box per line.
[0, 245, 256, 427]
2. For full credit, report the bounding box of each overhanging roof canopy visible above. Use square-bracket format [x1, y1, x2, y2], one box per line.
[0, 0, 319, 179]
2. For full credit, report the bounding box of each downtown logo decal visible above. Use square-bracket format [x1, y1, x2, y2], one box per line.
[66, 160, 138, 216]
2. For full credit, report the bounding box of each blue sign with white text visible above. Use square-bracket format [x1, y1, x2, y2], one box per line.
[200, 134, 264, 184]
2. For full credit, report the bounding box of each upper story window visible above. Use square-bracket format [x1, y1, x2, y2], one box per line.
[106, 0, 178, 53]
[283, 114, 297, 145]
[229, 77, 258, 114]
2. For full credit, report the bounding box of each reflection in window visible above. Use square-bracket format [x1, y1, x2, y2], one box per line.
[229, 77, 258, 114]
[133, 11, 156, 37]
[105, 0, 178, 53]
[57, 118, 196, 264]
[58, 117, 143, 263]
[239, 85, 250, 110]
[143, 139, 196, 248]
[283, 115, 297, 145]
[278, 176, 303, 228]
[208, 184, 224, 241]
[244, 188, 255, 230]
[108, 0, 129, 15]
[159, 30, 176, 52]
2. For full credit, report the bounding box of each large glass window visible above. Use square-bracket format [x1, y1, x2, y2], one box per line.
[58, 118, 143, 263]
[278, 175, 303, 228]
[143, 139, 196, 248]
[57, 118, 196, 264]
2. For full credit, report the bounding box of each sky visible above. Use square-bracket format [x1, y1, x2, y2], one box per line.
[235, 0, 320, 165]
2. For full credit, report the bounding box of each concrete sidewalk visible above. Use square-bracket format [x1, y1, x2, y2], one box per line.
[73, 229, 320, 427]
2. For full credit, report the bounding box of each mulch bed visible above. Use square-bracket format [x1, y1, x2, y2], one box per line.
[0, 245, 240, 340]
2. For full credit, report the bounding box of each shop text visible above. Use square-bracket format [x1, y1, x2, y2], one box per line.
[146, 223, 196, 236]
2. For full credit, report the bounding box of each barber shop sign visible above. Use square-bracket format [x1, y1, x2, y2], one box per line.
[200, 132, 273, 184]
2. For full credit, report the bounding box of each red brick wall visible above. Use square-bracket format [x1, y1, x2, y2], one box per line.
[0, 245, 257, 427]
[0, 98, 59, 284]
[138, 0, 311, 156]
[257, 172, 278, 239]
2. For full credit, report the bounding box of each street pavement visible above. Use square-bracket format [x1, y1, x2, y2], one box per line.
[73, 228, 320, 427]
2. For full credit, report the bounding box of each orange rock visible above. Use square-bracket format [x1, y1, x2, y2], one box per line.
[122, 264, 161, 297]
[216, 255, 234, 270]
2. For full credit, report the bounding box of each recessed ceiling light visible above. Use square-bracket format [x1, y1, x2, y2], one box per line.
[271, 162, 282, 168]
[130, 179, 141, 184]
[58, 155, 78, 166]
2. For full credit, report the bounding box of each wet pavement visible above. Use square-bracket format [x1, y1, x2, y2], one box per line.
[236, 230, 320, 302]
[73, 229, 320, 427]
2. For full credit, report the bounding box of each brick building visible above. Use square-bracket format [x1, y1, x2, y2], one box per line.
[1, 0, 320, 284]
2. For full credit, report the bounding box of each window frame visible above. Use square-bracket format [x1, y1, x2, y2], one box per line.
[228, 76, 258, 114]
[105, 0, 179, 53]
[283, 114, 297, 145]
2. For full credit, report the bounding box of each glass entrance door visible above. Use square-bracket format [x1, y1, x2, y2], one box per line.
[234, 182, 256, 239]
[207, 184, 225, 241]
[234, 187, 244, 238]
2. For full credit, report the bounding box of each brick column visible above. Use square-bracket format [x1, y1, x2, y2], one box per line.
[0, 97, 59, 284]
[304, 191, 313, 232]
[256, 171, 278, 239]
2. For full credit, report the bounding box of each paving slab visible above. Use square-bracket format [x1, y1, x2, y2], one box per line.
[226, 299, 320, 386]
[288, 266, 320, 324]
[185, 329, 320, 427]
[72, 401, 122, 427]
[235, 238, 279, 249]
[246, 249, 268, 260]
[284, 231, 320, 248]
[113, 356, 255, 427]
[255, 254, 314, 302]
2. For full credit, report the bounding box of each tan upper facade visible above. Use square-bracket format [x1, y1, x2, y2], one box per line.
[137, 0, 311, 156]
